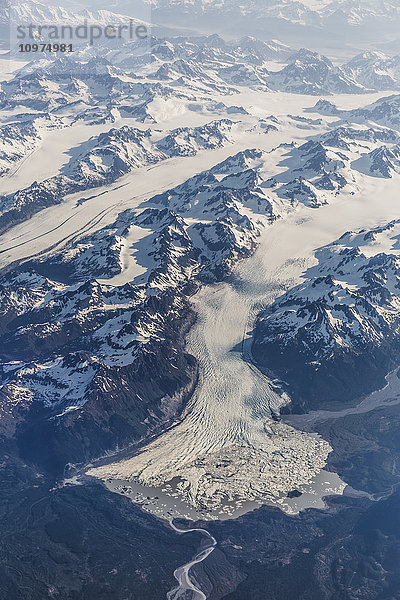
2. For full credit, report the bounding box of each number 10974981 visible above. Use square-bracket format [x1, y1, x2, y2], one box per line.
[19, 44, 74, 53]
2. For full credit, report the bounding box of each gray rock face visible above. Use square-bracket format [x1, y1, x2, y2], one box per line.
[253, 221, 400, 411]
[0, 260, 199, 472]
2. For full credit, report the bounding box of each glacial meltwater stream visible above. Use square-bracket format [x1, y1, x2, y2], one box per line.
[167, 521, 217, 600]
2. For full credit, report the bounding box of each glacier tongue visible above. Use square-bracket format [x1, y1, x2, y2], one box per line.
[88, 163, 400, 517]
[88, 214, 335, 516]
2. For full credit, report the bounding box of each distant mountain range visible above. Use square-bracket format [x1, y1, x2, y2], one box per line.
[3, 0, 400, 53]
[145, 0, 400, 51]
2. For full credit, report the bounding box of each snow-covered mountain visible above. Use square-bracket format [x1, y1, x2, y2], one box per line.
[0, 264, 198, 469]
[4, 0, 148, 30]
[265, 139, 353, 205]
[0, 114, 65, 176]
[4, 105, 400, 240]
[343, 51, 400, 91]
[352, 145, 400, 178]
[0, 143, 273, 467]
[151, 137, 353, 223]
[0, 34, 376, 130]
[147, 0, 400, 27]
[1, 124, 369, 451]
[0, 119, 237, 234]
[311, 94, 400, 130]
[253, 220, 400, 411]
[268, 49, 365, 95]
[144, 0, 400, 53]
[2, 40, 398, 452]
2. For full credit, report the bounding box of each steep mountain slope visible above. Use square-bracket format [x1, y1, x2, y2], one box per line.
[352, 145, 400, 178]
[343, 50, 400, 91]
[253, 220, 400, 411]
[268, 49, 365, 95]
